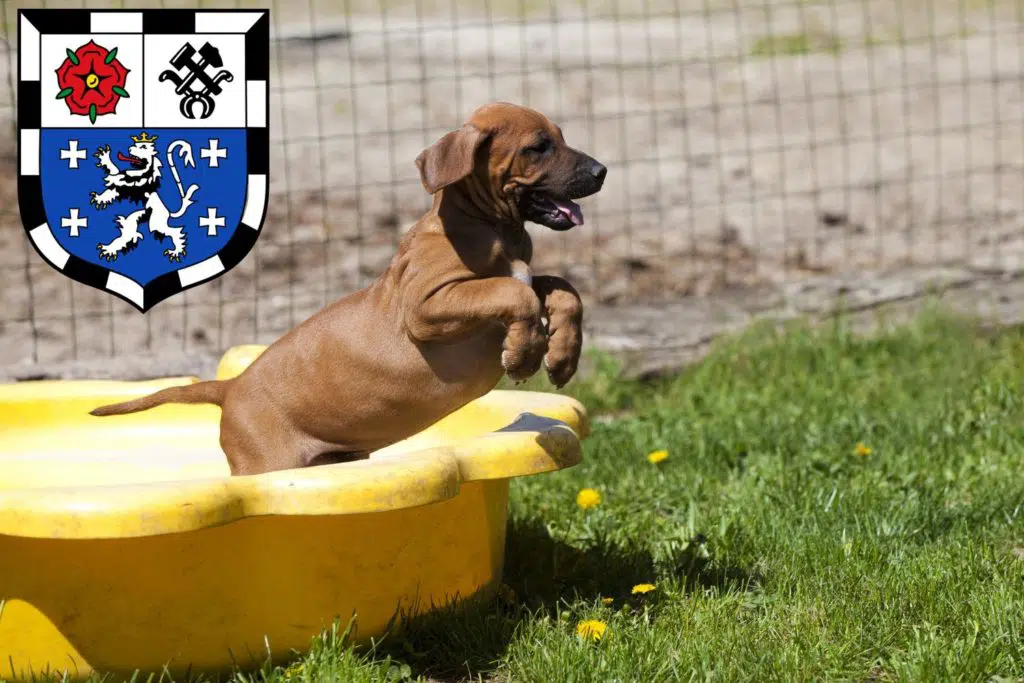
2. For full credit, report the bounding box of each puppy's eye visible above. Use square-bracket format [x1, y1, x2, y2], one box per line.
[525, 139, 552, 155]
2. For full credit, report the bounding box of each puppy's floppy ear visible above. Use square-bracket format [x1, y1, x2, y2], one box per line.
[415, 124, 488, 195]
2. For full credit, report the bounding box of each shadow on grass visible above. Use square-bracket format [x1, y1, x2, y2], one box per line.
[373, 517, 759, 681]
[503, 519, 752, 607]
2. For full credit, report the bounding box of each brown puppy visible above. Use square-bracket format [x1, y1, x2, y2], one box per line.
[90, 102, 607, 475]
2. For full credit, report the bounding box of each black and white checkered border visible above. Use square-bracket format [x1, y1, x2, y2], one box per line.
[16, 9, 270, 314]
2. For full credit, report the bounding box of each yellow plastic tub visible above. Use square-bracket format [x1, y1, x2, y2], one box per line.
[0, 345, 587, 680]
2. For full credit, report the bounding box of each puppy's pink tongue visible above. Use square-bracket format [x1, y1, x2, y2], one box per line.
[552, 198, 584, 225]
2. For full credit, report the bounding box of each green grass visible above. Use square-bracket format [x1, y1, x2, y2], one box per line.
[29, 312, 1024, 682]
[750, 30, 844, 57]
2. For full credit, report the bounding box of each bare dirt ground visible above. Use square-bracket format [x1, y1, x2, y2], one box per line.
[0, 0, 1021, 372]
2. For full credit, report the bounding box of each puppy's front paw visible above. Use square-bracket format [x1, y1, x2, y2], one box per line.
[501, 318, 548, 382]
[544, 349, 578, 389]
[543, 322, 582, 388]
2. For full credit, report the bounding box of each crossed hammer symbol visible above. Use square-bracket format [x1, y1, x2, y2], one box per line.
[158, 42, 235, 120]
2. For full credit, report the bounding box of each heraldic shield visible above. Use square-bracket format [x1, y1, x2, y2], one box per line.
[17, 9, 270, 312]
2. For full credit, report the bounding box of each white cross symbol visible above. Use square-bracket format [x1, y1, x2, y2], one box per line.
[199, 207, 225, 236]
[61, 208, 87, 237]
[60, 140, 87, 169]
[200, 139, 228, 168]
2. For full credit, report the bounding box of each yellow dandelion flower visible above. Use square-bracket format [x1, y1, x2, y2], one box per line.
[854, 442, 872, 457]
[647, 449, 669, 464]
[576, 619, 608, 641]
[601, 596, 614, 605]
[576, 488, 601, 509]
[631, 583, 656, 595]
[282, 661, 305, 681]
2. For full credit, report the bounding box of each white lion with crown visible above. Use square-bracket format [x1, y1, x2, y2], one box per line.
[90, 131, 199, 263]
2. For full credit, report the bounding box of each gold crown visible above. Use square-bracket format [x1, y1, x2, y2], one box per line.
[131, 131, 157, 144]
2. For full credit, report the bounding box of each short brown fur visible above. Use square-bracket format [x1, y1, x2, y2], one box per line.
[90, 102, 607, 475]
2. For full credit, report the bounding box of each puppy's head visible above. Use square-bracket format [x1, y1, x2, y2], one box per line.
[415, 102, 607, 231]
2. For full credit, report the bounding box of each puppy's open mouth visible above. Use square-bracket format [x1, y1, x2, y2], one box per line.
[117, 151, 146, 168]
[522, 192, 584, 231]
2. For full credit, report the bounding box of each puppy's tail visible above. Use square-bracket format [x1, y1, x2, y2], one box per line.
[90, 379, 229, 417]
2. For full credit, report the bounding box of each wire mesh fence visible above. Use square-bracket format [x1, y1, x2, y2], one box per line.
[1, 0, 1021, 370]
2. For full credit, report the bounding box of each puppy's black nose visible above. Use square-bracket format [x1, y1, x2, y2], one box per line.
[591, 162, 607, 183]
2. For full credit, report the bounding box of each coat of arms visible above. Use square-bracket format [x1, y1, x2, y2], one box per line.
[18, 9, 270, 312]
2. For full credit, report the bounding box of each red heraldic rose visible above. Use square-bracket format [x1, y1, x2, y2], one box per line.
[55, 40, 131, 124]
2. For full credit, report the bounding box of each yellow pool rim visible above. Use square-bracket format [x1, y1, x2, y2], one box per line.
[0, 346, 588, 540]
